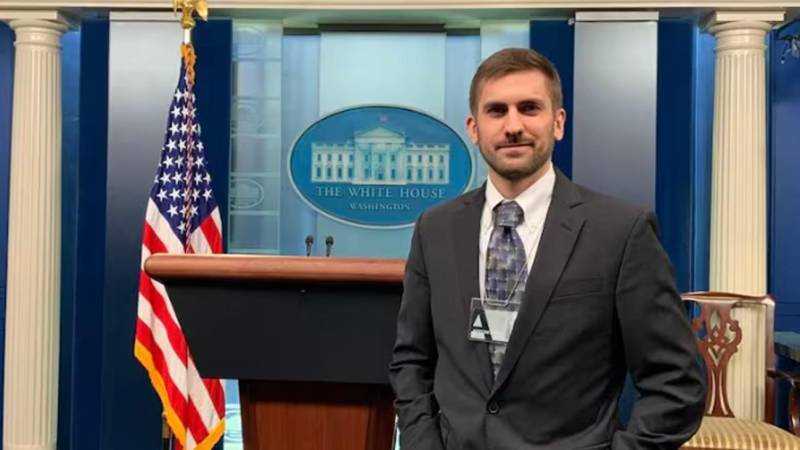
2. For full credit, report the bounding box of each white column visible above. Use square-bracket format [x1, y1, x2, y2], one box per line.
[706, 10, 784, 421]
[0, 11, 69, 450]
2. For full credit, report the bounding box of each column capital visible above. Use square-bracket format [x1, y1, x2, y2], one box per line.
[703, 11, 784, 52]
[0, 9, 76, 31]
[704, 10, 785, 33]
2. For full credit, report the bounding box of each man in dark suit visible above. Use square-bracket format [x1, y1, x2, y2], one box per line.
[389, 48, 705, 450]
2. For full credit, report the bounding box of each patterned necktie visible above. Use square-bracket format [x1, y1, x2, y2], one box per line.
[486, 201, 528, 302]
[485, 201, 527, 377]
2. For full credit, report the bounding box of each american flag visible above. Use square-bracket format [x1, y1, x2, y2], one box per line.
[134, 45, 226, 450]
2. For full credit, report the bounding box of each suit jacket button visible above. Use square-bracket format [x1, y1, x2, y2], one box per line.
[487, 401, 500, 414]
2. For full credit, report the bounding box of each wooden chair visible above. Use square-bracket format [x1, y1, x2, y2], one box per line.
[681, 292, 800, 450]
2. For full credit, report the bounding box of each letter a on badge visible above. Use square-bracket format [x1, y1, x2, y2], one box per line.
[470, 308, 492, 341]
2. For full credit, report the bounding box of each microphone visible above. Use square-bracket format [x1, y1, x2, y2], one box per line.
[305, 235, 315, 256]
[325, 235, 334, 257]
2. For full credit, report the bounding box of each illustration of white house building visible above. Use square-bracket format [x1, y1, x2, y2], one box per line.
[310, 126, 450, 185]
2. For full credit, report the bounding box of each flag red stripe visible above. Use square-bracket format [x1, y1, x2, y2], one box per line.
[185, 394, 214, 443]
[199, 215, 222, 253]
[139, 273, 189, 364]
[135, 320, 209, 441]
[143, 221, 169, 254]
[202, 377, 225, 418]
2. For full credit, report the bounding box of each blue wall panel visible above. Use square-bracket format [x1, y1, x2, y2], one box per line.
[769, 22, 800, 331]
[57, 19, 109, 450]
[656, 20, 694, 292]
[529, 21, 574, 178]
[0, 21, 14, 444]
[692, 30, 715, 292]
[58, 27, 88, 450]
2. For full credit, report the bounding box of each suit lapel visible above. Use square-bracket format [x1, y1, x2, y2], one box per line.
[452, 185, 494, 393]
[492, 171, 586, 393]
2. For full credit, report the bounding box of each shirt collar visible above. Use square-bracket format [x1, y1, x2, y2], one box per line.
[483, 162, 556, 228]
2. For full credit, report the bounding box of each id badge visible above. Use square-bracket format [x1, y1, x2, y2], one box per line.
[468, 297, 521, 344]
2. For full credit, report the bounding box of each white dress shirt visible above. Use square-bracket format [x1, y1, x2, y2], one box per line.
[478, 164, 556, 299]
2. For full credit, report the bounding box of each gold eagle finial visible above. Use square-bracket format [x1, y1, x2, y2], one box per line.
[173, 0, 209, 31]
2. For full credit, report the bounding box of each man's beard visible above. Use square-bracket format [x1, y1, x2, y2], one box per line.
[479, 139, 553, 182]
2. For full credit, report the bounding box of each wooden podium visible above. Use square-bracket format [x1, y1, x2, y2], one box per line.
[145, 254, 405, 450]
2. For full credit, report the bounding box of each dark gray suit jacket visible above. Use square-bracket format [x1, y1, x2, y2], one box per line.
[389, 171, 705, 450]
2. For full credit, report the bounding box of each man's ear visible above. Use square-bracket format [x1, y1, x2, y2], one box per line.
[466, 115, 478, 145]
[553, 108, 566, 141]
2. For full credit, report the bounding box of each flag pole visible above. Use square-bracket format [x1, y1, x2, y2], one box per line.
[161, 412, 172, 450]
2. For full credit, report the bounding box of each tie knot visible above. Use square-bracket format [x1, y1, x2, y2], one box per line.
[494, 201, 524, 229]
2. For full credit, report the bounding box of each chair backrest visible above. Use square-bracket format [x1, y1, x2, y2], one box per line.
[681, 291, 775, 422]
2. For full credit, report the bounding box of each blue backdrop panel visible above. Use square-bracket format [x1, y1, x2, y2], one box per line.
[769, 22, 800, 331]
[692, 30, 715, 292]
[58, 25, 94, 450]
[656, 20, 695, 292]
[56, 19, 111, 450]
[101, 19, 231, 450]
[529, 20, 574, 178]
[0, 21, 14, 445]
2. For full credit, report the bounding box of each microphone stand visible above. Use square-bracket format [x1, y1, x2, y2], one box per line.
[305, 235, 315, 256]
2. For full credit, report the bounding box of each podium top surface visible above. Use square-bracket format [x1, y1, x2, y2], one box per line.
[145, 254, 406, 284]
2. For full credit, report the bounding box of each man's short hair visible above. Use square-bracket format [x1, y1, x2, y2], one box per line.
[469, 47, 564, 114]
